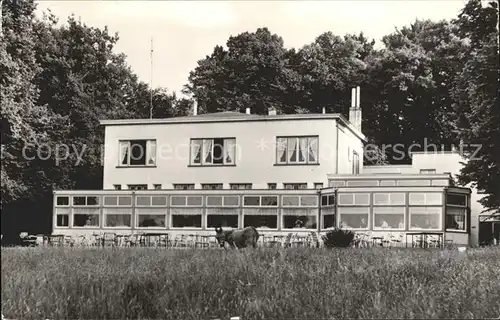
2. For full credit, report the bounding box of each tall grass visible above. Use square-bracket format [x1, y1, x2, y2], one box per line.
[2, 247, 500, 320]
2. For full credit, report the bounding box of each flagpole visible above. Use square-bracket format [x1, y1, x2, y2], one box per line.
[150, 37, 154, 119]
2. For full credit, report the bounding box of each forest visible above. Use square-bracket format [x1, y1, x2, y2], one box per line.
[1, 0, 498, 236]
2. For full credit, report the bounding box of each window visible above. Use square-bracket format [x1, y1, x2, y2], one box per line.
[243, 196, 278, 207]
[314, 183, 324, 189]
[206, 208, 239, 228]
[55, 208, 70, 227]
[56, 214, 69, 227]
[202, 184, 223, 190]
[268, 183, 277, 190]
[56, 196, 69, 206]
[338, 193, 370, 206]
[128, 184, 147, 190]
[230, 184, 252, 190]
[72, 196, 99, 206]
[119, 140, 156, 166]
[352, 151, 360, 174]
[321, 194, 335, 207]
[276, 136, 319, 164]
[170, 196, 203, 207]
[373, 193, 406, 206]
[153, 184, 162, 190]
[170, 208, 202, 228]
[373, 207, 405, 230]
[338, 207, 369, 229]
[104, 196, 132, 206]
[243, 208, 279, 229]
[173, 184, 195, 190]
[72, 208, 100, 227]
[282, 196, 318, 207]
[409, 193, 443, 205]
[446, 193, 467, 231]
[409, 207, 442, 230]
[284, 183, 307, 190]
[190, 138, 236, 166]
[136, 196, 167, 207]
[138, 214, 166, 228]
[136, 207, 166, 228]
[322, 207, 336, 229]
[113, 185, 122, 190]
[105, 214, 132, 227]
[206, 196, 239, 207]
[282, 208, 318, 229]
[420, 169, 437, 174]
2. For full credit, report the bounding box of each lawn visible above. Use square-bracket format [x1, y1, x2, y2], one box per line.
[1, 247, 500, 320]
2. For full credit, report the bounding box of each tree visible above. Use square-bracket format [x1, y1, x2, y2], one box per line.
[185, 28, 301, 115]
[1, 0, 67, 206]
[361, 20, 470, 163]
[452, 0, 499, 214]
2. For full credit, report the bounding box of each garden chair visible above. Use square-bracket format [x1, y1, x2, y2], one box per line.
[195, 235, 210, 249]
[390, 233, 404, 247]
[102, 232, 117, 247]
[157, 234, 171, 248]
[282, 233, 293, 248]
[382, 233, 392, 247]
[308, 231, 320, 248]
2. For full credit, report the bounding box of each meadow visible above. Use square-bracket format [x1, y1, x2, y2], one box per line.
[1, 247, 500, 320]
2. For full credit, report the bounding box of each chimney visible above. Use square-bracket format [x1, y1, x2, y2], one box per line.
[322, 107, 326, 114]
[349, 87, 362, 132]
[268, 107, 277, 116]
[246, 107, 251, 115]
[192, 100, 198, 116]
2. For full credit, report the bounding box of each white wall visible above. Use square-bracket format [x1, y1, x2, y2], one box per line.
[102, 118, 347, 190]
[337, 123, 364, 174]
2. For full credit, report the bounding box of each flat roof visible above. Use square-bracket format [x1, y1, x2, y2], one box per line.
[327, 173, 451, 180]
[99, 112, 367, 142]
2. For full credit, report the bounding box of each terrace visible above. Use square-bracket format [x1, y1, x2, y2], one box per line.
[51, 177, 472, 246]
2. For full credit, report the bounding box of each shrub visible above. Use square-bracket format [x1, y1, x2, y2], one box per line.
[322, 228, 355, 248]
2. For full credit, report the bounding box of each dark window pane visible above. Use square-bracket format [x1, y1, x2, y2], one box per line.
[207, 215, 238, 228]
[447, 194, 467, 206]
[138, 215, 165, 227]
[323, 215, 335, 229]
[56, 215, 69, 227]
[73, 197, 86, 206]
[244, 215, 277, 229]
[261, 196, 278, 206]
[130, 140, 147, 165]
[172, 215, 202, 228]
[283, 215, 317, 229]
[243, 196, 260, 206]
[56, 196, 69, 206]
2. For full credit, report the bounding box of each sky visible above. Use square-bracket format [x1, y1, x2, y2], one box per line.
[35, 0, 469, 97]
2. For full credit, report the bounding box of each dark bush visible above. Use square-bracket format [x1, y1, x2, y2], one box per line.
[322, 228, 355, 248]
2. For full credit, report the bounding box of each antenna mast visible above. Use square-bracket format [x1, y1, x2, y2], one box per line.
[149, 37, 154, 119]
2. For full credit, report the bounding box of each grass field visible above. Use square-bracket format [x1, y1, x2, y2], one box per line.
[2, 247, 500, 320]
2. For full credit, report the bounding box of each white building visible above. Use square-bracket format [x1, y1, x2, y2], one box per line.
[53, 87, 499, 246]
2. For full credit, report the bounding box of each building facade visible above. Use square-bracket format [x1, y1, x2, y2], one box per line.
[53, 89, 498, 246]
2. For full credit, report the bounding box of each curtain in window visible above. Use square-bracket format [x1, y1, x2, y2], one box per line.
[298, 137, 307, 162]
[308, 137, 318, 163]
[277, 138, 287, 163]
[146, 140, 156, 165]
[120, 141, 129, 165]
[287, 138, 297, 162]
[191, 140, 202, 164]
[225, 139, 235, 164]
[203, 139, 213, 164]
